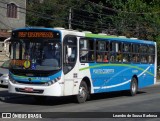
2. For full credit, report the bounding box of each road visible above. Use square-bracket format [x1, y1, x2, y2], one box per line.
[0, 84, 160, 121]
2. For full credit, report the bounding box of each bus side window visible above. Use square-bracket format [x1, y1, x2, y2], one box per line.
[96, 40, 109, 63]
[116, 50, 122, 62]
[132, 44, 140, 63]
[80, 38, 94, 62]
[122, 43, 131, 63]
[80, 48, 88, 62]
[110, 55, 115, 62]
[103, 53, 108, 62]
[140, 45, 148, 63]
[116, 42, 122, 62]
[148, 46, 155, 64]
[97, 54, 102, 62]
[133, 55, 139, 62]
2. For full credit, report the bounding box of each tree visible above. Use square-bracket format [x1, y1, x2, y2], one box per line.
[26, 0, 86, 28]
[26, 0, 160, 64]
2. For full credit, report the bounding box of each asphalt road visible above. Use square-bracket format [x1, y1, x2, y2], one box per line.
[0, 84, 160, 121]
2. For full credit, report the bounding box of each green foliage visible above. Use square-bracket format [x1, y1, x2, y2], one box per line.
[105, 0, 160, 64]
[26, 0, 85, 28]
[26, 0, 160, 63]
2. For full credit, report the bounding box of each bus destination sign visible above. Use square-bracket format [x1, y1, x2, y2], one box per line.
[18, 32, 54, 38]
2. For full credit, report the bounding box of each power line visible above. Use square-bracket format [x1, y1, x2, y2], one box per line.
[0, 0, 115, 31]
[0, 0, 140, 29]
[0, 1, 69, 22]
[0, 0, 115, 22]
[0, 0, 157, 34]
[0, 5, 108, 31]
[87, 0, 160, 15]
[72, 7, 112, 18]
[72, 17, 110, 29]
[73, 12, 112, 21]
[73, 13, 98, 21]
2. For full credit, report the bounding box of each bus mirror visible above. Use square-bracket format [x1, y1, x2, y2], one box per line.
[67, 46, 72, 57]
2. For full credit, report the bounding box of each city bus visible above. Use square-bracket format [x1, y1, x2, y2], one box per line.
[8, 27, 157, 103]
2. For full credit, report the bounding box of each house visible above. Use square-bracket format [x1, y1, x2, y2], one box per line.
[0, 0, 26, 63]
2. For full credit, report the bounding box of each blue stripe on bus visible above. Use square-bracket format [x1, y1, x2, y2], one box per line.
[87, 63, 154, 93]
[10, 70, 62, 83]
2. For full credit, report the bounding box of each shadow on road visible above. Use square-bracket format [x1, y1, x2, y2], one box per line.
[0, 85, 8, 88]
[0, 89, 146, 106]
[90, 91, 145, 101]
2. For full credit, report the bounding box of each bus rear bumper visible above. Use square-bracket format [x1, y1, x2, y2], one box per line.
[8, 81, 63, 96]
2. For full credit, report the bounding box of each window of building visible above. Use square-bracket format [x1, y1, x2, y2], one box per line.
[7, 3, 18, 18]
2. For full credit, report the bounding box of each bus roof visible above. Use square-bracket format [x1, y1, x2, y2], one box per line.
[12, 27, 155, 45]
[85, 33, 117, 38]
[13, 27, 57, 31]
[85, 33, 155, 45]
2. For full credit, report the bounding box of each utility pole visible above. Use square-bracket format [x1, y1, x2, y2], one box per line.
[69, 8, 72, 29]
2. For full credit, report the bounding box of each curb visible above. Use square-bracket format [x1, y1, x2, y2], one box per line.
[155, 82, 160, 85]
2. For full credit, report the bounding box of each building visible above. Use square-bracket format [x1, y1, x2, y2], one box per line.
[0, 0, 26, 63]
[0, 0, 26, 31]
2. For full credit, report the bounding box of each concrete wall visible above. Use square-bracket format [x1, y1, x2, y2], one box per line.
[0, 0, 26, 30]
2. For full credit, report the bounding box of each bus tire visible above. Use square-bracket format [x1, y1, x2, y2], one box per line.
[130, 77, 138, 96]
[76, 81, 89, 103]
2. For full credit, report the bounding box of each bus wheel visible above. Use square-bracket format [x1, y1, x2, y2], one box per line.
[130, 77, 138, 96]
[76, 81, 89, 103]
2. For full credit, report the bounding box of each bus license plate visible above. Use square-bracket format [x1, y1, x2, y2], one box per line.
[24, 87, 33, 92]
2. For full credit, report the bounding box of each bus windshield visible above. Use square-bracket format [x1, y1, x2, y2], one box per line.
[10, 39, 61, 71]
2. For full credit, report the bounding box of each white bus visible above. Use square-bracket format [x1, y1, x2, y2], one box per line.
[9, 27, 157, 103]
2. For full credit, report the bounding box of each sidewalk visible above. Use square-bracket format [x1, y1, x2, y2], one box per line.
[156, 79, 160, 85]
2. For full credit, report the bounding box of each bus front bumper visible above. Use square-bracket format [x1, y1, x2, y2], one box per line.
[8, 81, 63, 96]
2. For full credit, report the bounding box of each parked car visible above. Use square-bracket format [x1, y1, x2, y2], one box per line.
[0, 60, 10, 86]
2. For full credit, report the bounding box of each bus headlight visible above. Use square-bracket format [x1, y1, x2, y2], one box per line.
[45, 77, 61, 86]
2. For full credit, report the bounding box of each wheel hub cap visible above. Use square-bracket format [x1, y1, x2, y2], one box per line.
[79, 87, 85, 98]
